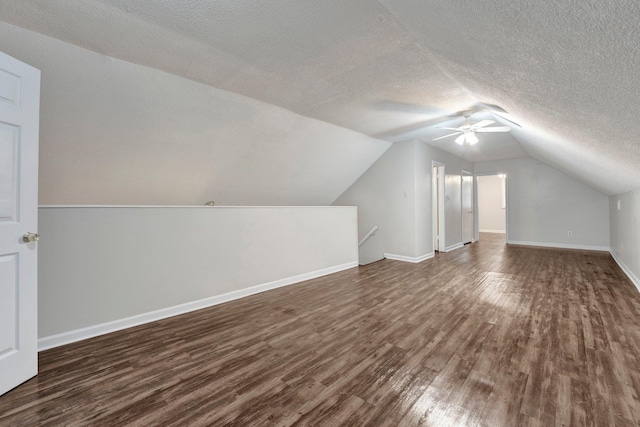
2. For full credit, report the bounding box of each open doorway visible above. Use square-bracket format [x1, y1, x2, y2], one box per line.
[475, 173, 507, 242]
[432, 162, 445, 252]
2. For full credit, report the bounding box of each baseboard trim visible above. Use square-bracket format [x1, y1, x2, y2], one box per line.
[479, 229, 506, 233]
[38, 261, 358, 351]
[384, 252, 434, 263]
[507, 240, 609, 252]
[444, 242, 464, 252]
[609, 250, 640, 293]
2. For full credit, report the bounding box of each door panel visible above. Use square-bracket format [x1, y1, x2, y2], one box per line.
[0, 67, 22, 107]
[0, 51, 40, 396]
[0, 254, 18, 357]
[0, 123, 19, 221]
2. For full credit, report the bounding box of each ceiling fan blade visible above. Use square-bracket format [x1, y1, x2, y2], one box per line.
[475, 126, 511, 133]
[435, 127, 463, 131]
[471, 120, 495, 129]
[474, 102, 522, 128]
[432, 131, 462, 141]
[373, 113, 465, 140]
[494, 114, 522, 128]
[476, 102, 509, 114]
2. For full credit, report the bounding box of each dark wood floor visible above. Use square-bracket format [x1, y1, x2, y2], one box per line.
[2, 233, 640, 426]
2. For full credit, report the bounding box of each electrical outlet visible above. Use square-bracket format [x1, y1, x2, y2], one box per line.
[567, 231, 573, 237]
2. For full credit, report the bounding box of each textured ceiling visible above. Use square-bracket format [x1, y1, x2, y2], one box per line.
[1, 0, 639, 194]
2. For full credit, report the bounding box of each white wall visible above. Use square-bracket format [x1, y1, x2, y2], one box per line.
[475, 157, 610, 250]
[0, 22, 390, 206]
[415, 142, 474, 253]
[610, 190, 640, 290]
[333, 141, 416, 264]
[414, 141, 432, 257]
[38, 206, 358, 347]
[334, 140, 473, 262]
[477, 175, 506, 233]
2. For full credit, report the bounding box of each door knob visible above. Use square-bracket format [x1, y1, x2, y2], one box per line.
[23, 232, 40, 243]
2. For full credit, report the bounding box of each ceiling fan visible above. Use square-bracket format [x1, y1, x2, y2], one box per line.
[432, 115, 511, 145]
[372, 101, 521, 142]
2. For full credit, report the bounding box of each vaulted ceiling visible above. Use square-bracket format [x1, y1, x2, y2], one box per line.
[2, 0, 639, 195]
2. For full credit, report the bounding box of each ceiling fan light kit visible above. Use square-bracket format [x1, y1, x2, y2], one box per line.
[455, 132, 479, 145]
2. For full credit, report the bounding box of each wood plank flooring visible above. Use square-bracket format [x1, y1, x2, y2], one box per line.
[2, 233, 640, 426]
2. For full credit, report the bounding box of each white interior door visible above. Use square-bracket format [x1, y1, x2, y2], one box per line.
[0, 51, 40, 396]
[432, 166, 439, 251]
[432, 163, 445, 252]
[461, 171, 473, 244]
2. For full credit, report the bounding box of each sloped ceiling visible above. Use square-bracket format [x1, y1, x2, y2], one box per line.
[1, 0, 639, 195]
[0, 22, 391, 206]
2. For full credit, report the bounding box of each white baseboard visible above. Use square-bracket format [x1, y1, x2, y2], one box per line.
[479, 229, 506, 233]
[506, 240, 609, 252]
[38, 261, 358, 351]
[384, 252, 434, 263]
[444, 242, 464, 252]
[610, 250, 640, 293]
